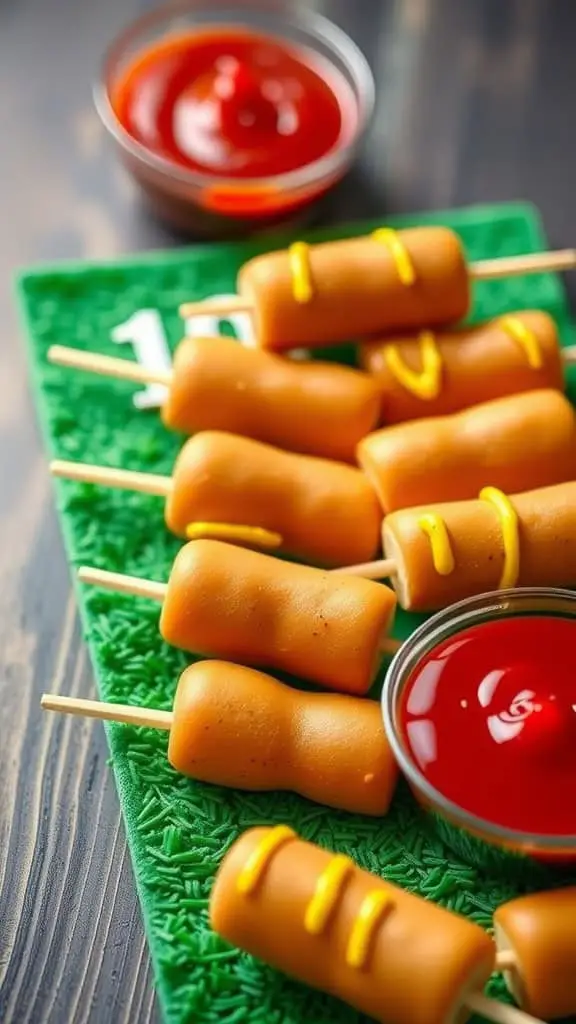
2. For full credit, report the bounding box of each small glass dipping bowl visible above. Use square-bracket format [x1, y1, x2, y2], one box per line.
[383, 588, 576, 867]
[95, 0, 374, 238]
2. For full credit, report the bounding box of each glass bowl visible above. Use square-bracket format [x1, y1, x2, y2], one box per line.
[95, 0, 374, 238]
[382, 588, 576, 866]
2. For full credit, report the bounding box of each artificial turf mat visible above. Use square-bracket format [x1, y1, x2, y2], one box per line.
[18, 203, 576, 1024]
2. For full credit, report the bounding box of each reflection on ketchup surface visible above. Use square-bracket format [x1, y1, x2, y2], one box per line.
[111, 30, 358, 180]
[400, 616, 576, 835]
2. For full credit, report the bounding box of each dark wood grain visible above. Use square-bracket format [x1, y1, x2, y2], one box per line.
[2, 1, 576, 1021]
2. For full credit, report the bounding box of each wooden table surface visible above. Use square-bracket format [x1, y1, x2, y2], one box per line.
[1, 1, 575, 1021]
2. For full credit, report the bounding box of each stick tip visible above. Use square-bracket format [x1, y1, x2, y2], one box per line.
[41, 693, 55, 710]
[47, 344, 72, 365]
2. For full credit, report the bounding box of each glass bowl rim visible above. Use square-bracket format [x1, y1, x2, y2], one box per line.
[382, 586, 576, 852]
[94, 0, 375, 192]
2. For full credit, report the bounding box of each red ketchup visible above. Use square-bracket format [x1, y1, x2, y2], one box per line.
[111, 29, 358, 213]
[400, 616, 576, 836]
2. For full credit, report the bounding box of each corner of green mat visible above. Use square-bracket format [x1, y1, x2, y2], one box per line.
[17, 204, 576, 1024]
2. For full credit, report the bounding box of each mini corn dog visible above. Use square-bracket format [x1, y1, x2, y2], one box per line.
[494, 888, 576, 1020]
[78, 540, 397, 695]
[336, 480, 576, 612]
[48, 336, 380, 461]
[360, 311, 576, 423]
[41, 662, 398, 815]
[357, 390, 576, 513]
[50, 431, 382, 567]
[210, 827, 540, 1024]
[179, 228, 576, 352]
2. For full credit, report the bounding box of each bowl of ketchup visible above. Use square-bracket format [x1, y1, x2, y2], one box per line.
[383, 588, 576, 866]
[95, 0, 374, 237]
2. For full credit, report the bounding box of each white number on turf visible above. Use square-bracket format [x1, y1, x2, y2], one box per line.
[112, 299, 256, 410]
[111, 309, 172, 410]
[183, 294, 255, 347]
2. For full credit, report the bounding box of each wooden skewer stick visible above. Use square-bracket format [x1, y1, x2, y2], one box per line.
[78, 566, 167, 602]
[495, 950, 517, 971]
[49, 459, 377, 558]
[50, 462, 281, 550]
[77, 566, 401, 656]
[41, 693, 172, 730]
[465, 991, 544, 1024]
[48, 337, 576, 389]
[49, 456, 399, 583]
[50, 459, 172, 497]
[470, 248, 576, 281]
[331, 558, 396, 580]
[382, 636, 401, 655]
[48, 345, 173, 386]
[51, 460, 397, 581]
[51, 453, 398, 585]
[50, 460, 400, 575]
[179, 297, 254, 318]
[561, 344, 576, 365]
[178, 249, 576, 320]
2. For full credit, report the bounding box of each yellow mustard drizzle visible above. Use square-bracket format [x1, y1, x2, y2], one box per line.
[288, 241, 314, 303]
[499, 316, 543, 369]
[418, 513, 456, 575]
[479, 487, 520, 589]
[236, 826, 296, 896]
[237, 833, 396, 972]
[383, 331, 443, 400]
[371, 228, 416, 286]
[345, 890, 392, 969]
[304, 855, 354, 936]
[186, 522, 283, 550]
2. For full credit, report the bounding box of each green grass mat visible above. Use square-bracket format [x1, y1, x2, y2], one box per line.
[18, 203, 576, 1024]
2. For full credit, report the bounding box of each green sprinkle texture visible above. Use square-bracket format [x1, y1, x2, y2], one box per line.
[18, 206, 576, 1024]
